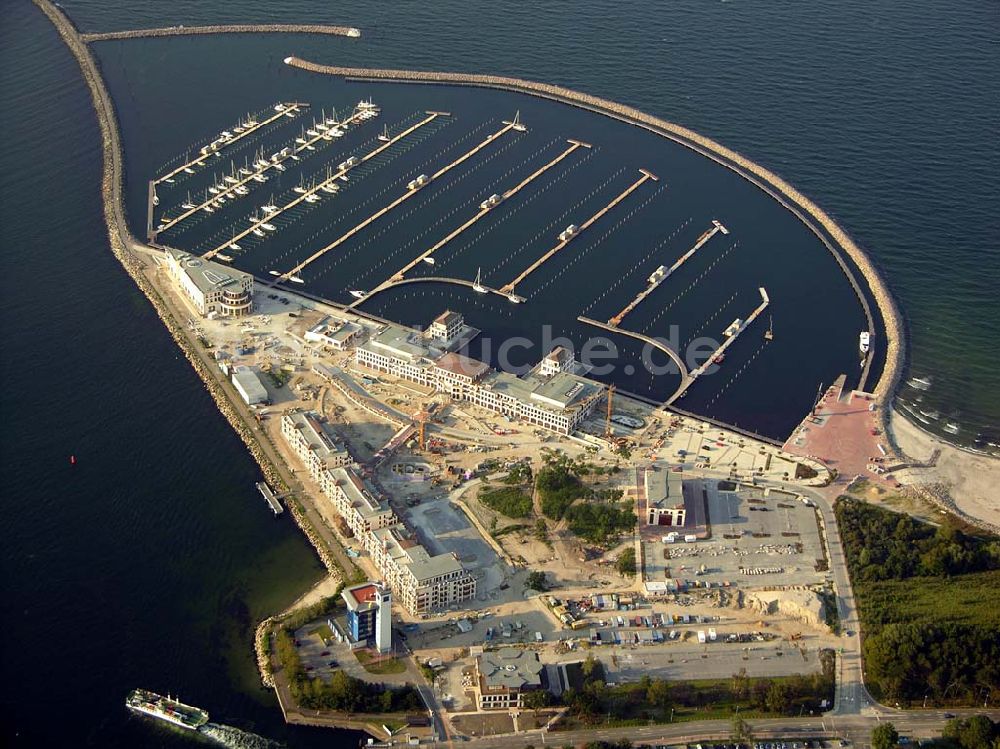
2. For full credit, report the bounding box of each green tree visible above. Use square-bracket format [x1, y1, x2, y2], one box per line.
[731, 714, 754, 744]
[525, 571, 548, 591]
[616, 547, 637, 576]
[646, 679, 671, 710]
[871, 722, 900, 749]
[523, 689, 553, 713]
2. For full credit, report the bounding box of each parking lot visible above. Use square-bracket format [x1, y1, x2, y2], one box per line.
[643, 481, 828, 590]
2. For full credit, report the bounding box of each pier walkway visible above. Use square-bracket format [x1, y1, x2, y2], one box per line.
[275, 118, 520, 282]
[81, 25, 361, 43]
[665, 286, 770, 406]
[153, 103, 305, 188]
[156, 108, 367, 236]
[202, 112, 443, 260]
[347, 275, 521, 309]
[608, 220, 726, 327]
[577, 315, 690, 384]
[500, 168, 657, 295]
[353, 139, 589, 305]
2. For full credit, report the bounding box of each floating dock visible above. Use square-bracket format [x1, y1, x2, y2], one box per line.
[665, 286, 770, 405]
[256, 481, 285, 515]
[274, 115, 522, 282]
[154, 105, 369, 237]
[153, 103, 306, 188]
[607, 220, 726, 327]
[203, 111, 444, 260]
[500, 168, 658, 297]
[353, 139, 590, 307]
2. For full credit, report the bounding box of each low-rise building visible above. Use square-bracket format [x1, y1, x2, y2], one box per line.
[164, 247, 253, 318]
[304, 317, 363, 351]
[645, 466, 707, 534]
[231, 366, 268, 405]
[474, 648, 546, 710]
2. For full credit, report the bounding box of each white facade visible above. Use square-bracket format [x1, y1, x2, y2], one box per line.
[164, 248, 253, 318]
[280, 411, 352, 479]
[355, 327, 603, 436]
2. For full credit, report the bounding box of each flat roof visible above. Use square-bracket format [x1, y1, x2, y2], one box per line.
[167, 248, 251, 294]
[368, 325, 433, 361]
[478, 648, 544, 690]
[529, 371, 601, 410]
[232, 366, 268, 402]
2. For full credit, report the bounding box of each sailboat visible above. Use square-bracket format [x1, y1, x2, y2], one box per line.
[181, 191, 195, 210]
[378, 124, 390, 142]
[472, 268, 488, 294]
[503, 110, 527, 132]
[764, 315, 773, 341]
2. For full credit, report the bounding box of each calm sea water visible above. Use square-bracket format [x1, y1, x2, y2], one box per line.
[1, 0, 997, 745]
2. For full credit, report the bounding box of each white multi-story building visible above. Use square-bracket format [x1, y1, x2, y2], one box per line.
[164, 248, 253, 318]
[280, 411, 352, 480]
[355, 322, 604, 436]
[304, 317, 363, 351]
[322, 466, 397, 538]
[365, 524, 477, 614]
[428, 310, 464, 343]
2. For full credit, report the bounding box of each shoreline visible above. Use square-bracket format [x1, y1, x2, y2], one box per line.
[29, 2, 998, 739]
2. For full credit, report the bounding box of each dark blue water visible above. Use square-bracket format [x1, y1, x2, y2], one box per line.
[2, 0, 997, 745]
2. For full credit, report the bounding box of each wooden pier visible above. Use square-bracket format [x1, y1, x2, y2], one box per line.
[352, 139, 590, 306]
[155, 106, 367, 237]
[665, 286, 770, 406]
[202, 112, 443, 260]
[275, 118, 521, 282]
[607, 220, 725, 327]
[500, 168, 658, 295]
[256, 481, 285, 515]
[153, 103, 305, 189]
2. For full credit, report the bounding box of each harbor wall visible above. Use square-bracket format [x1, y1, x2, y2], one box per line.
[284, 59, 906, 427]
[81, 24, 360, 42]
[32, 0, 348, 588]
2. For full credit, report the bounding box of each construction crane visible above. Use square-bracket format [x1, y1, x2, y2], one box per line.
[605, 384, 616, 438]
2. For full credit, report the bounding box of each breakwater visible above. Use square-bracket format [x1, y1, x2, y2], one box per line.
[284, 58, 905, 428]
[81, 24, 360, 43]
[32, 0, 346, 593]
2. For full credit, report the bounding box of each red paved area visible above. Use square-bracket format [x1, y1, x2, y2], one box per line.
[783, 384, 897, 494]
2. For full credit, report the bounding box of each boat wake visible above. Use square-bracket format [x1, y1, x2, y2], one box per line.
[199, 722, 284, 749]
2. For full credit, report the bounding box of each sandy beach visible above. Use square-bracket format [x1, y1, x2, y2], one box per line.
[890, 408, 1000, 531]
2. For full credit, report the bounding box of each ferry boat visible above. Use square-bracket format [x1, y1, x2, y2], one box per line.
[126, 689, 208, 731]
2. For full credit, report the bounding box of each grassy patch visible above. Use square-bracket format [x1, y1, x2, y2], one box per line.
[479, 485, 533, 519]
[308, 623, 335, 642]
[355, 649, 407, 675]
